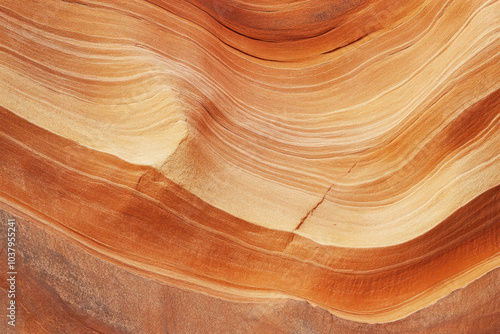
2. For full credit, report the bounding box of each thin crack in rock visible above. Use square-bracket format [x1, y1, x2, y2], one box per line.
[294, 185, 333, 231]
[346, 160, 358, 175]
[136, 167, 154, 190]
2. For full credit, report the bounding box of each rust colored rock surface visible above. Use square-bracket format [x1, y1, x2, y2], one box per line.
[1, 210, 499, 333]
[0, 0, 499, 332]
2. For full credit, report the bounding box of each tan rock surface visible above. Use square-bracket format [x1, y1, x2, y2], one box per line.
[0, 0, 499, 332]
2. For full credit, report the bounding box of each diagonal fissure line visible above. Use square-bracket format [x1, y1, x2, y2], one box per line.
[295, 185, 333, 231]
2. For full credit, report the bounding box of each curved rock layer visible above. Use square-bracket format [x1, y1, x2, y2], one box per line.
[0, 0, 499, 331]
[1, 209, 499, 333]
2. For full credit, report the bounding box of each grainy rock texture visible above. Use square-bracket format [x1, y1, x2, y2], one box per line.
[0, 0, 499, 332]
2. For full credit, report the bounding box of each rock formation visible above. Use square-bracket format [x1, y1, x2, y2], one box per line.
[0, 0, 499, 332]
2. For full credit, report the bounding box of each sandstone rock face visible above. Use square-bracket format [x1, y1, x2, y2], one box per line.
[0, 0, 499, 333]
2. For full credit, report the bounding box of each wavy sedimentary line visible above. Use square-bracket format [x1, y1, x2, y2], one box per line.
[1, 106, 499, 323]
[0, 0, 499, 327]
[1, 0, 496, 152]
[1, 209, 497, 333]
